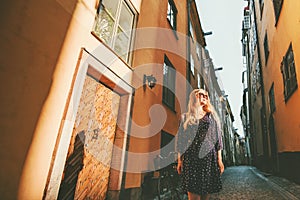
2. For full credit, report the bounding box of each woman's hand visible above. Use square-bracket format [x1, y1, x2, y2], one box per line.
[177, 161, 183, 174]
[217, 150, 224, 174]
[218, 159, 224, 175]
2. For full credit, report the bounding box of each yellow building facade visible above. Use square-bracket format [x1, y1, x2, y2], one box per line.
[251, 0, 300, 182]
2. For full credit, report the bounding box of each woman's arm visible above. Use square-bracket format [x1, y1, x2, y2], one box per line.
[217, 150, 224, 174]
[176, 114, 186, 174]
[177, 153, 183, 174]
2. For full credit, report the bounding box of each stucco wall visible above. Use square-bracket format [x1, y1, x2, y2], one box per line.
[0, 0, 77, 199]
[256, 0, 300, 152]
[1, 0, 136, 199]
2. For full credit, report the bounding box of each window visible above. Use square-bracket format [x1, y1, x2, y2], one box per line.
[93, 0, 135, 63]
[255, 62, 261, 91]
[269, 83, 276, 113]
[243, 15, 251, 30]
[160, 131, 175, 157]
[281, 43, 298, 101]
[167, 0, 177, 31]
[259, 0, 264, 16]
[197, 74, 201, 89]
[263, 33, 269, 64]
[163, 55, 176, 110]
[189, 21, 195, 41]
[251, 63, 260, 101]
[250, 8, 257, 62]
[272, 0, 283, 23]
[196, 44, 201, 60]
[190, 54, 195, 76]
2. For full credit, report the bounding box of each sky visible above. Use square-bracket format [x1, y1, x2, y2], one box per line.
[196, 0, 248, 137]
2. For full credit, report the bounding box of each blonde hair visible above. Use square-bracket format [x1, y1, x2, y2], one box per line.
[183, 89, 221, 130]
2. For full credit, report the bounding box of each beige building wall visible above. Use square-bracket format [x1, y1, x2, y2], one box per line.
[1, 0, 141, 199]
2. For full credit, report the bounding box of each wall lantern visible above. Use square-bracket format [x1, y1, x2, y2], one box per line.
[214, 67, 223, 71]
[204, 31, 213, 36]
[143, 74, 157, 89]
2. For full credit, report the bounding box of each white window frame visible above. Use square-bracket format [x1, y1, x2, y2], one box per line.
[190, 54, 195, 75]
[93, 0, 137, 63]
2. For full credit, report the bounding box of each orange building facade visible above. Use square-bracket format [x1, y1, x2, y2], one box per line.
[243, 0, 300, 183]
[124, 0, 190, 197]
[1, 0, 234, 199]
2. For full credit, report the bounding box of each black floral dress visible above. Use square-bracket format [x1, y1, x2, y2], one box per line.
[176, 113, 223, 195]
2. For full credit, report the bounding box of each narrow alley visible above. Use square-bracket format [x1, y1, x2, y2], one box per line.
[210, 166, 300, 200]
[1, 0, 300, 199]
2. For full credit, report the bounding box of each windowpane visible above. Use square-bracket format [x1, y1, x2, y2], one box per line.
[163, 57, 176, 109]
[272, 0, 283, 21]
[282, 44, 298, 101]
[167, 0, 177, 30]
[114, 28, 130, 60]
[119, 2, 134, 31]
[160, 131, 174, 157]
[197, 74, 201, 88]
[269, 84, 276, 113]
[94, 9, 114, 44]
[167, 3, 171, 22]
[190, 55, 194, 75]
[102, 0, 119, 17]
[264, 33, 269, 63]
[94, 0, 135, 64]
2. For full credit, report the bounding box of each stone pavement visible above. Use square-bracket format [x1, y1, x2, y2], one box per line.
[210, 166, 300, 200]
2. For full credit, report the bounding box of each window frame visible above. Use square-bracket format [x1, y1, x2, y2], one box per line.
[272, 0, 284, 25]
[162, 55, 176, 111]
[93, 0, 137, 64]
[259, 0, 264, 20]
[197, 73, 201, 89]
[167, 0, 178, 31]
[190, 54, 195, 76]
[160, 130, 175, 157]
[263, 33, 269, 64]
[269, 83, 276, 113]
[281, 43, 298, 101]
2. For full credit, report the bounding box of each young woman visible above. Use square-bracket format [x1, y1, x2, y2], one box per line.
[176, 89, 224, 200]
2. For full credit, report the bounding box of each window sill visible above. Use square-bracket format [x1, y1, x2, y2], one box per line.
[91, 31, 133, 70]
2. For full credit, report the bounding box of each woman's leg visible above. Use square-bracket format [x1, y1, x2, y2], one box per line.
[188, 192, 200, 200]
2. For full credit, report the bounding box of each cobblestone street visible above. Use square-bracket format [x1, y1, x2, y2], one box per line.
[210, 166, 300, 200]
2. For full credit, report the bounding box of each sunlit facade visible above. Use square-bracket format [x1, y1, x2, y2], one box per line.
[1, 0, 238, 199]
[243, 0, 300, 183]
